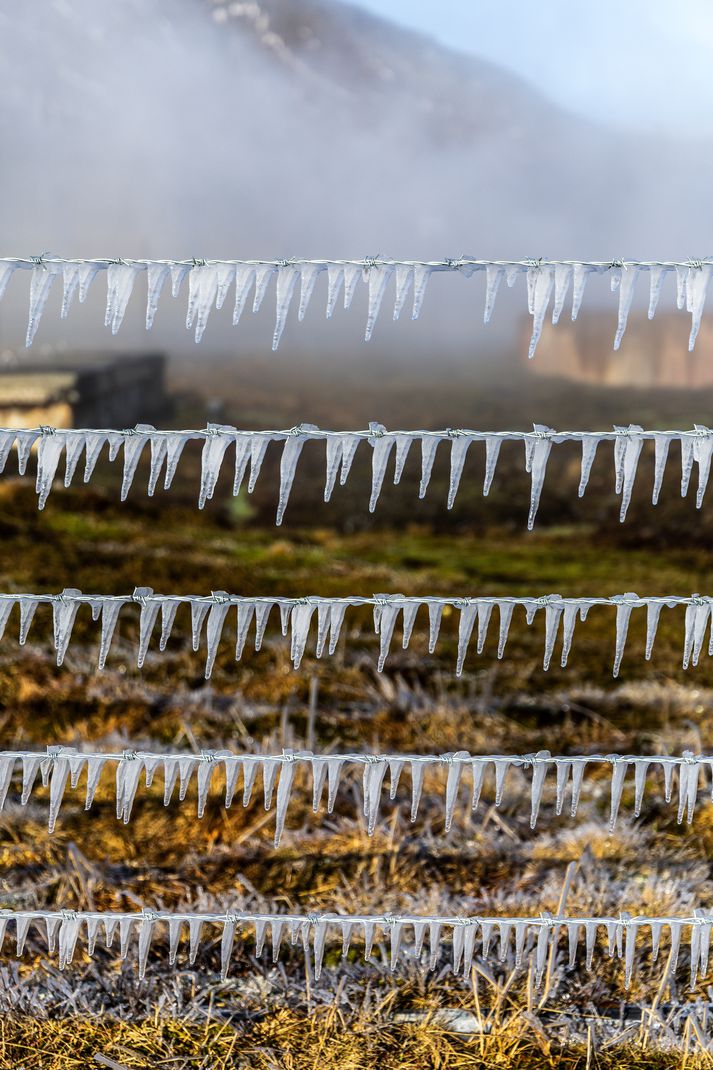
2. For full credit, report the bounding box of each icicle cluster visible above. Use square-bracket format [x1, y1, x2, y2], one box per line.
[3, 256, 711, 355]
[1, 906, 711, 989]
[7, 745, 712, 843]
[2, 588, 713, 678]
[10, 422, 713, 525]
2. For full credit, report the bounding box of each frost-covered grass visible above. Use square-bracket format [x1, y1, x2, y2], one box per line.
[3, 373, 713, 1066]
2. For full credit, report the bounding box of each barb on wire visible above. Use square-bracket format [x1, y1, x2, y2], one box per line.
[1, 255, 711, 355]
[5, 744, 712, 843]
[0, 904, 710, 990]
[0, 587, 712, 678]
[5, 422, 713, 526]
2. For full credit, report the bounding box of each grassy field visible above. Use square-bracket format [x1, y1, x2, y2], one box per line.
[2, 369, 713, 1067]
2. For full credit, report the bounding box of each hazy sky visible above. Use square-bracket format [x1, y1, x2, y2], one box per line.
[358, 0, 712, 133]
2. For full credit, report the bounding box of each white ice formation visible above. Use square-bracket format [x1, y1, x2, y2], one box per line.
[3, 745, 711, 843]
[2, 256, 711, 355]
[0, 905, 710, 989]
[5, 423, 713, 527]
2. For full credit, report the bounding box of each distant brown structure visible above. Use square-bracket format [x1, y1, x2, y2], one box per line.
[524, 312, 713, 388]
[0, 353, 169, 428]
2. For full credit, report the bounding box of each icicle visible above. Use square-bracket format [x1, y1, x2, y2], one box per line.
[188, 918, 203, 964]
[368, 424, 395, 512]
[277, 425, 318, 525]
[447, 433, 473, 509]
[20, 754, 43, 806]
[612, 592, 640, 677]
[687, 262, 712, 350]
[483, 436, 502, 496]
[493, 758, 512, 807]
[428, 922, 443, 970]
[247, 434, 272, 494]
[584, 920, 598, 970]
[363, 758, 388, 834]
[252, 265, 276, 313]
[648, 265, 668, 319]
[195, 753, 217, 819]
[58, 912, 82, 969]
[297, 263, 324, 322]
[470, 759, 487, 812]
[363, 262, 394, 341]
[290, 600, 316, 670]
[326, 757, 345, 814]
[569, 758, 585, 815]
[0, 431, 17, 475]
[204, 593, 231, 678]
[18, 595, 39, 646]
[483, 265, 505, 324]
[410, 760, 426, 821]
[652, 434, 672, 505]
[343, 263, 362, 310]
[170, 262, 190, 298]
[220, 916, 236, 980]
[527, 263, 555, 358]
[529, 751, 550, 828]
[633, 759, 650, 817]
[560, 603, 583, 667]
[0, 755, 15, 812]
[497, 601, 516, 659]
[121, 425, 155, 501]
[411, 264, 431, 320]
[105, 262, 143, 335]
[253, 600, 274, 652]
[26, 257, 62, 345]
[167, 918, 183, 964]
[186, 264, 219, 343]
[392, 264, 413, 320]
[669, 921, 683, 975]
[325, 263, 344, 318]
[552, 263, 573, 324]
[571, 263, 594, 320]
[392, 434, 413, 485]
[313, 916, 331, 979]
[274, 755, 297, 846]
[608, 757, 628, 830]
[451, 922, 465, 975]
[611, 264, 640, 350]
[456, 601, 478, 676]
[228, 263, 254, 325]
[63, 431, 89, 489]
[145, 263, 171, 329]
[443, 751, 469, 832]
[97, 598, 126, 670]
[577, 435, 599, 498]
[619, 426, 644, 522]
[428, 602, 444, 654]
[36, 430, 66, 509]
[554, 760, 571, 815]
[526, 426, 554, 530]
[375, 595, 402, 672]
[324, 434, 361, 502]
[272, 262, 300, 349]
[388, 758, 405, 800]
[693, 427, 713, 508]
[542, 596, 564, 672]
[116, 752, 144, 823]
[681, 435, 696, 497]
[52, 588, 82, 666]
[196, 421, 235, 509]
[136, 912, 156, 980]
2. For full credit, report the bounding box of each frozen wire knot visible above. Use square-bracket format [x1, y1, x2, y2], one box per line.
[683, 750, 697, 764]
[526, 257, 544, 269]
[281, 749, 297, 763]
[210, 591, 230, 604]
[45, 745, 63, 761]
[455, 597, 473, 608]
[30, 255, 45, 266]
[536, 594, 561, 606]
[539, 911, 555, 928]
[60, 909, 78, 920]
[191, 258, 206, 267]
[141, 908, 160, 921]
[39, 425, 56, 436]
[121, 749, 138, 761]
[199, 749, 216, 763]
[610, 258, 625, 269]
[443, 256, 465, 268]
[688, 258, 705, 270]
[305, 913, 322, 926]
[447, 428, 467, 438]
[362, 255, 381, 270]
[132, 589, 149, 605]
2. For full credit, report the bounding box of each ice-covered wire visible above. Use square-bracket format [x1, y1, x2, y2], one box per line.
[2, 587, 713, 678]
[1, 904, 711, 990]
[7, 421, 713, 526]
[5, 744, 711, 844]
[2, 254, 711, 354]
